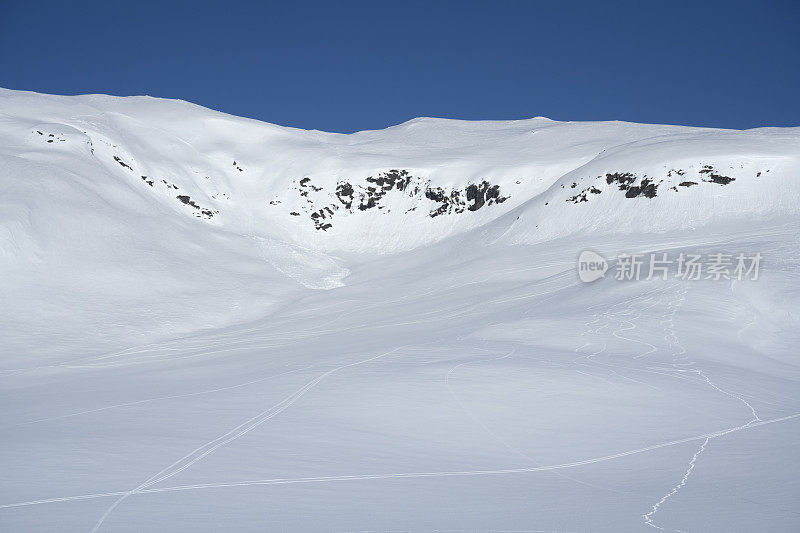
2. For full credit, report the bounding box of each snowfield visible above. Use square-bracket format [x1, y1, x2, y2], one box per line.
[1, 88, 799, 532]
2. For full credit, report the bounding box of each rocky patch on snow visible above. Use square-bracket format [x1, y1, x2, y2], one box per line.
[698, 164, 736, 185]
[563, 164, 753, 204]
[106, 153, 220, 220]
[466, 180, 509, 211]
[176, 194, 218, 219]
[113, 156, 133, 171]
[567, 185, 602, 203]
[276, 169, 509, 231]
[34, 130, 66, 144]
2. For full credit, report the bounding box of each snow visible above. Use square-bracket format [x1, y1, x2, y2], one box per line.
[0, 88, 798, 531]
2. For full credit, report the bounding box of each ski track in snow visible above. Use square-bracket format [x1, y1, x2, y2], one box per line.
[643, 437, 709, 532]
[640, 282, 764, 532]
[2, 411, 797, 512]
[3, 269, 788, 532]
[1, 276, 797, 531]
[572, 281, 770, 531]
[4, 277, 792, 525]
[599, 282, 763, 531]
[641, 283, 702, 532]
[1, 365, 314, 429]
[445, 348, 629, 496]
[90, 346, 404, 532]
[3, 277, 794, 524]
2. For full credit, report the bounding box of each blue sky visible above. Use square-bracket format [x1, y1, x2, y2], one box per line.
[1, 0, 798, 132]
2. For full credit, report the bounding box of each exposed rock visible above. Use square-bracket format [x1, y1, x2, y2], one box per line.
[706, 174, 735, 185]
[113, 156, 133, 171]
[606, 172, 635, 190]
[285, 169, 510, 230]
[465, 181, 508, 211]
[176, 195, 217, 219]
[627, 178, 659, 198]
[336, 182, 354, 209]
[357, 170, 412, 211]
[603, 173, 659, 199]
[426, 187, 465, 217]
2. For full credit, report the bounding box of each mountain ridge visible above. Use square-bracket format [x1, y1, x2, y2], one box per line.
[4, 88, 796, 256]
[1, 88, 798, 357]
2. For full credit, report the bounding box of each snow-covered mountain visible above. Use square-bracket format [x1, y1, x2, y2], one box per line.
[1, 89, 799, 532]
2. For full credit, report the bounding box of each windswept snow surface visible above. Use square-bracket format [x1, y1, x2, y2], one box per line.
[1, 89, 799, 532]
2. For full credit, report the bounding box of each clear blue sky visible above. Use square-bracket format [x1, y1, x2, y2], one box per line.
[2, 0, 798, 132]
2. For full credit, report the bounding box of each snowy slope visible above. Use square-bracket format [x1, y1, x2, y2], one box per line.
[3, 89, 797, 255]
[1, 89, 799, 532]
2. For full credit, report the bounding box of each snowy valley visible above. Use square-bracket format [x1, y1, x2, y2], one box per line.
[1, 89, 799, 531]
